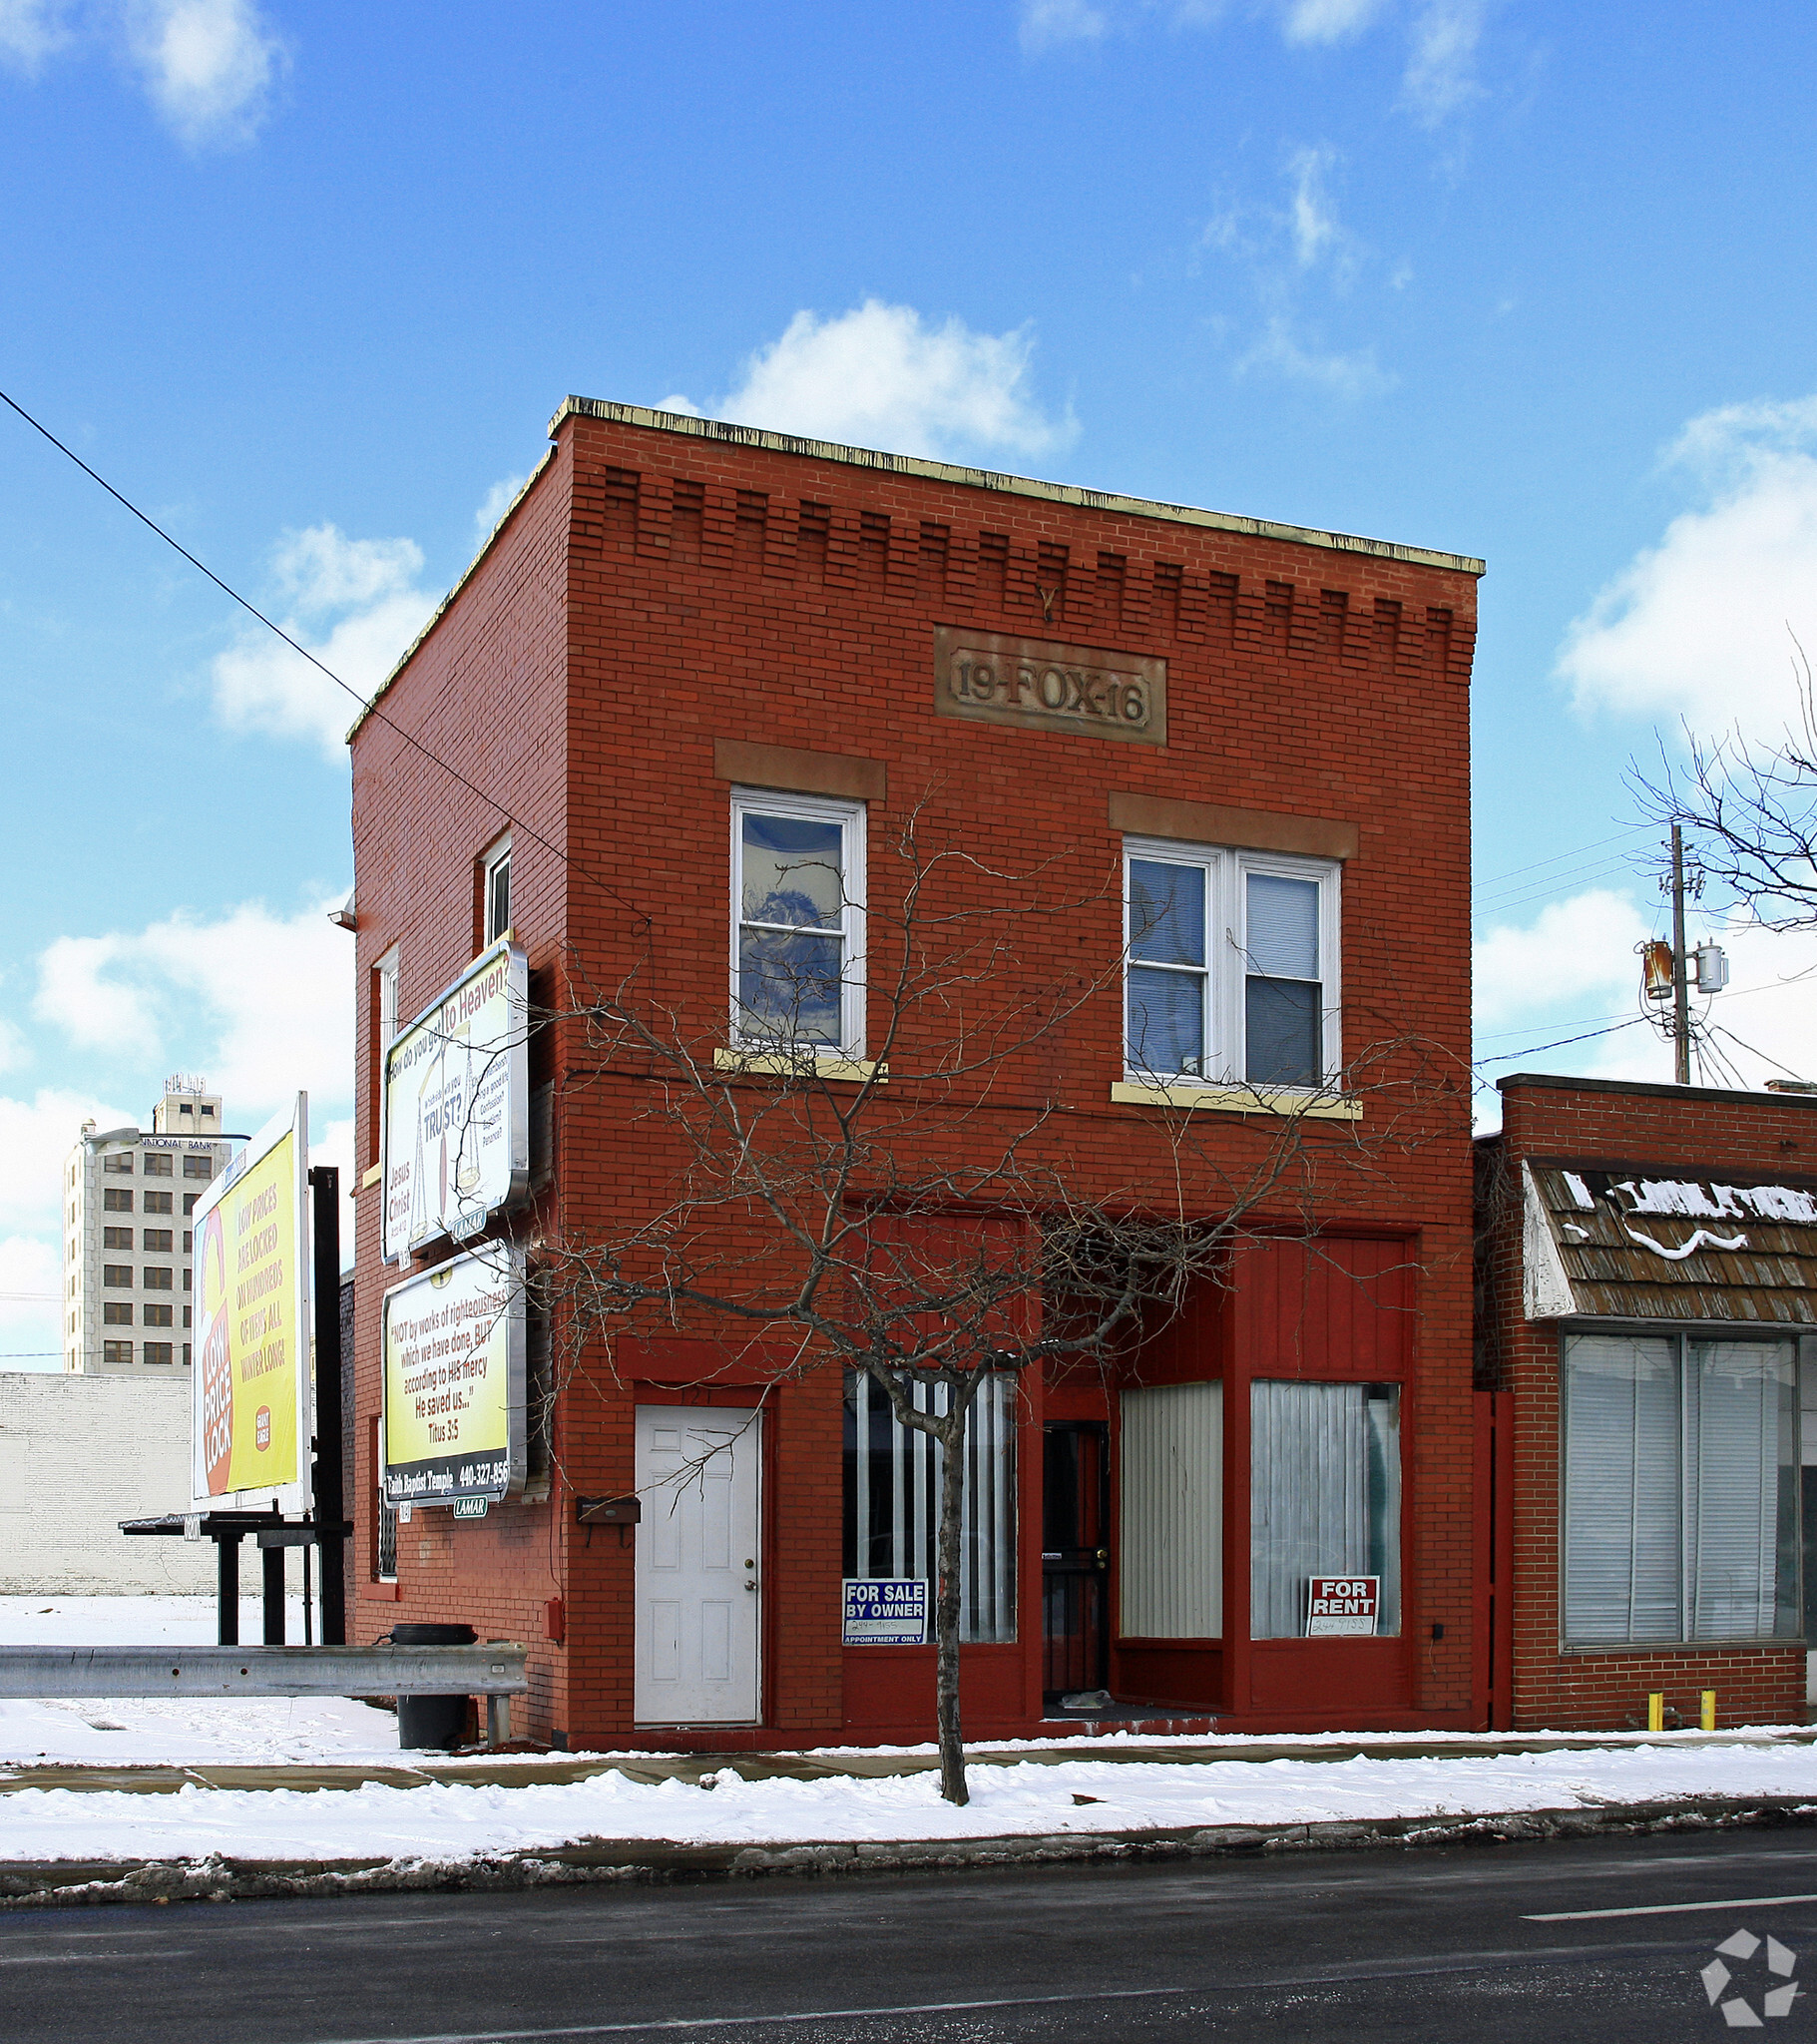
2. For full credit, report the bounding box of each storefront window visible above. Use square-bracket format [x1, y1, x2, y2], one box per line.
[1564, 1333, 1799, 1644]
[1250, 1379, 1401, 1639]
[842, 1370, 1017, 1643]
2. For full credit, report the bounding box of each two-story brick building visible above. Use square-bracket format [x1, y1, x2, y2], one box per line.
[347, 399, 1482, 1750]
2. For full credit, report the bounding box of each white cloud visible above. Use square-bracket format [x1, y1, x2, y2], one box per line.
[1286, 145, 1342, 269]
[1558, 396, 1817, 738]
[0, 0, 71, 72]
[1279, 0, 1388, 46]
[1020, 0, 1491, 127]
[0, 1089, 136, 1239]
[211, 523, 435, 759]
[1399, 0, 1490, 127]
[475, 472, 530, 541]
[123, 0, 283, 149]
[662, 300, 1076, 463]
[1235, 316, 1392, 397]
[34, 896, 353, 1129]
[0, 1235, 64, 1370]
[1474, 888, 1651, 1031]
[1019, 0, 1111, 48]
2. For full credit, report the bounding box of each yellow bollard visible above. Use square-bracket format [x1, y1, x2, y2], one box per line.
[1647, 1692, 1665, 1732]
[1701, 1691, 1716, 1732]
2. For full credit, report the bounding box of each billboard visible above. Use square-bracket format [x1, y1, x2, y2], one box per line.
[381, 936, 529, 1264]
[192, 1094, 312, 1510]
[381, 1247, 526, 1508]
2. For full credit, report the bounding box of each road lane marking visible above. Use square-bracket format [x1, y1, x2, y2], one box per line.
[1527, 1893, 1817, 1922]
[0, 1950, 192, 1965]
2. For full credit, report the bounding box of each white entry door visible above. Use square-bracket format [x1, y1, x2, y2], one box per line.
[635, 1405, 762, 1724]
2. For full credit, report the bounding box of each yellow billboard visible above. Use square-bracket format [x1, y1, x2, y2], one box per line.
[192, 1095, 311, 1506]
[382, 1248, 525, 1507]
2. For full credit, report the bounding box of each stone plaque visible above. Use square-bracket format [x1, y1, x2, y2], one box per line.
[933, 628, 1167, 746]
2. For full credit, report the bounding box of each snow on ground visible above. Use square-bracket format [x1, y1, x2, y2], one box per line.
[6, 1743, 1817, 1866]
[5, 1599, 1817, 1868]
[0, 1597, 401, 1767]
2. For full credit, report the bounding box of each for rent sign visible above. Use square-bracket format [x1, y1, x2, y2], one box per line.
[1306, 1575, 1380, 1637]
[191, 1095, 311, 1510]
[382, 936, 529, 1264]
[381, 1247, 526, 1507]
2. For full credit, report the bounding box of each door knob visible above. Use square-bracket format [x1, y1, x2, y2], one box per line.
[744, 1578, 758, 1592]
[1095, 1549, 1109, 1565]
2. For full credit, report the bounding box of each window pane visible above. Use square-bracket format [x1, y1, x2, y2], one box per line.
[1250, 1380, 1400, 1638]
[841, 1371, 1017, 1644]
[741, 814, 843, 929]
[1246, 873, 1318, 979]
[1129, 860, 1205, 966]
[1128, 965, 1205, 1077]
[1246, 978, 1320, 1086]
[488, 855, 510, 941]
[1687, 1340, 1798, 1640]
[1564, 1334, 1681, 1644]
[737, 929, 842, 1043]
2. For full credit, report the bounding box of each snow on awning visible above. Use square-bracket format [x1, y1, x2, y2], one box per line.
[1521, 1160, 1817, 1324]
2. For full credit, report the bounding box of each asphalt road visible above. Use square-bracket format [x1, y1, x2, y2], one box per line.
[6, 1829, 1817, 2043]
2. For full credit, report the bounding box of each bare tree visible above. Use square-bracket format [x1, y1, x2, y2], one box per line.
[529, 802, 1449, 1803]
[1635, 633, 1817, 930]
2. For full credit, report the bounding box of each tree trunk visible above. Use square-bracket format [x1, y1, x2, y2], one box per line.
[934, 1408, 969, 1805]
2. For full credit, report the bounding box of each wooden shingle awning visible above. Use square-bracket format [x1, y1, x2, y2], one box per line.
[1522, 1159, 1817, 1325]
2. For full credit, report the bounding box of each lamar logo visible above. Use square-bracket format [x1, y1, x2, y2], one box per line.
[1702, 1929, 1799, 2025]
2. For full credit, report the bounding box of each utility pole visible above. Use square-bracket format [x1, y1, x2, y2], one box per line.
[1669, 822, 1691, 1085]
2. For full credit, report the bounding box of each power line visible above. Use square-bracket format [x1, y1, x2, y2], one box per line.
[0, 387, 652, 930]
[1472, 823, 1655, 895]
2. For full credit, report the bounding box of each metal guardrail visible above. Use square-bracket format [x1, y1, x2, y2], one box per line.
[0, 1644, 529, 1700]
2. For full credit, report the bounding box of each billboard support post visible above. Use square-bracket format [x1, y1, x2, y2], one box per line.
[217, 1538, 238, 1647]
[261, 1544, 285, 1644]
[309, 1165, 347, 1647]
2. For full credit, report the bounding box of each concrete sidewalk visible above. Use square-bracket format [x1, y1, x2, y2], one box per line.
[4, 1726, 1812, 1797]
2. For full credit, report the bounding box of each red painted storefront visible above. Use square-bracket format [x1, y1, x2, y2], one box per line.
[347, 399, 1482, 1747]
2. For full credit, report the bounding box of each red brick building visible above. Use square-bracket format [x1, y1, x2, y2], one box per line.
[347, 398, 1483, 1749]
[1477, 1073, 1817, 1731]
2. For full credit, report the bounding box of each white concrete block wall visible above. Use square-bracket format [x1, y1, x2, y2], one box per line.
[0, 1371, 216, 1593]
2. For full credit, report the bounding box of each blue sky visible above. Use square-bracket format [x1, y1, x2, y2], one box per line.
[5, 0, 1817, 1363]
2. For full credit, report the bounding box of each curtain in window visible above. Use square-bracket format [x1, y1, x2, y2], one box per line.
[843, 1370, 1017, 1643]
[1244, 873, 1321, 1087]
[1563, 1334, 1798, 1644]
[1249, 1379, 1401, 1638]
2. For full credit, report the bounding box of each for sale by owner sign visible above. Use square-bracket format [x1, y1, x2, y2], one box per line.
[1306, 1575, 1380, 1636]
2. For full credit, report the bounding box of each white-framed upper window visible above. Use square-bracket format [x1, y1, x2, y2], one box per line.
[730, 788, 865, 1054]
[482, 837, 512, 945]
[1124, 837, 1340, 1089]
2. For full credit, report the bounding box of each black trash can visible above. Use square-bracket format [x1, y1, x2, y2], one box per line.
[389, 1623, 477, 1751]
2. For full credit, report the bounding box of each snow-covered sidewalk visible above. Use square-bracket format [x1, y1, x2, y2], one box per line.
[3, 1599, 1816, 1874]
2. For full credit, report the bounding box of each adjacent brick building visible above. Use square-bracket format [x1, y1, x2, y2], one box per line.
[347, 398, 1483, 1748]
[1477, 1073, 1817, 1731]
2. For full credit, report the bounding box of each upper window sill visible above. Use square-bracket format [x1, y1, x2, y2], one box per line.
[1110, 1081, 1362, 1122]
[714, 1049, 888, 1085]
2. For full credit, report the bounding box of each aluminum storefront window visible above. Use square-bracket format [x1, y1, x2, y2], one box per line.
[1563, 1331, 1800, 1645]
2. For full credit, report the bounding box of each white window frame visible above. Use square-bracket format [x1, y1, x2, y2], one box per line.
[481, 836, 512, 945]
[729, 788, 866, 1059]
[1122, 835, 1342, 1093]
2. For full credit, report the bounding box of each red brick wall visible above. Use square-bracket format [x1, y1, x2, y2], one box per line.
[349, 407, 1479, 1744]
[1481, 1076, 1817, 1730]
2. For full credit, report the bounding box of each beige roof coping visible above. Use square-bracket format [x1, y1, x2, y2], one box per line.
[548, 397, 1486, 578]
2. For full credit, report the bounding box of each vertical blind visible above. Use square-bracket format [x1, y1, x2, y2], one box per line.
[843, 1370, 1017, 1643]
[1564, 1333, 1798, 1644]
[1119, 1382, 1222, 1638]
[1250, 1379, 1401, 1639]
